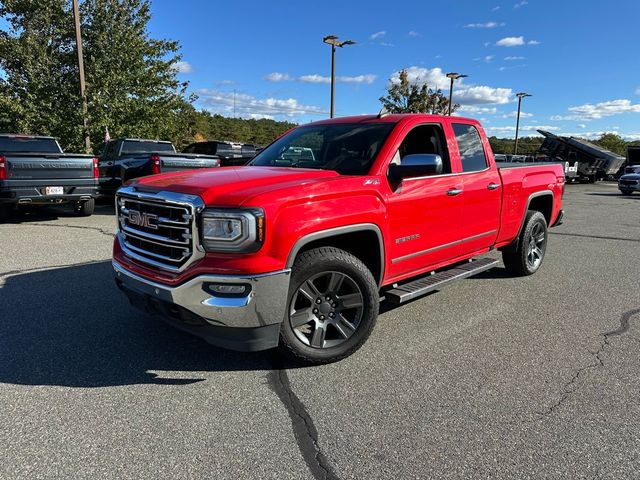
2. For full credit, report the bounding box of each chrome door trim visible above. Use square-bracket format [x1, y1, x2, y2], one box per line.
[391, 230, 498, 264]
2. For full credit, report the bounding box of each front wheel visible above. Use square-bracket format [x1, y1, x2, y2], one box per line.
[502, 210, 548, 276]
[73, 198, 95, 216]
[279, 247, 379, 364]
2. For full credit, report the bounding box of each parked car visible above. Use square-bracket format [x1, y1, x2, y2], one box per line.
[112, 114, 565, 364]
[0, 134, 99, 219]
[183, 140, 256, 166]
[98, 138, 220, 196]
[618, 172, 640, 195]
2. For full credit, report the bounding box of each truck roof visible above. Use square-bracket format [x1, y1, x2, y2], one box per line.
[0, 133, 56, 140]
[306, 113, 478, 126]
[109, 138, 173, 144]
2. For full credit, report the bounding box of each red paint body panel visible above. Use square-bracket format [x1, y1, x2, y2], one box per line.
[113, 114, 564, 288]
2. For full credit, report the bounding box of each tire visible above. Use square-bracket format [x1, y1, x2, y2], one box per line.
[279, 247, 379, 364]
[502, 210, 548, 276]
[0, 203, 10, 222]
[73, 198, 95, 216]
[620, 190, 632, 196]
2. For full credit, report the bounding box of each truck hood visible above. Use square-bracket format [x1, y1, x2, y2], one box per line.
[132, 166, 342, 205]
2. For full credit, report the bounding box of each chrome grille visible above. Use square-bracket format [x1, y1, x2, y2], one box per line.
[116, 187, 204, 271]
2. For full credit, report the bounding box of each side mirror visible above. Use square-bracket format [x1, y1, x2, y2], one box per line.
[388, 154, 443, 181]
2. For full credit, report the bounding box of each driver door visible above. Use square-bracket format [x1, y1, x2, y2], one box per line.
[385, 123, 464, 282]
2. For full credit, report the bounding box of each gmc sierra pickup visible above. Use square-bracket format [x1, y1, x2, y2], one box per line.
[112, 114, 565, 363]
[0, 134, 99, 219]
[98, 138, 220, 196]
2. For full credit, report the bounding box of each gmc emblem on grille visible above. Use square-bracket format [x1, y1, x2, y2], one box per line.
[128, 209, 159, 230]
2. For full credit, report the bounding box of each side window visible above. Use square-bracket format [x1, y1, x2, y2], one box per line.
[104, 141, 118, 159]
[452, 123, 488, 172]
[394, 124, 451, 174]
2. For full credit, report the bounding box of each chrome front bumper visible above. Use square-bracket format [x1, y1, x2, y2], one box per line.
[113, 261, 291, 350]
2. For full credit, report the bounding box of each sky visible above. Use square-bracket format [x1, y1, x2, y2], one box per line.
[148, 0, 640, 139]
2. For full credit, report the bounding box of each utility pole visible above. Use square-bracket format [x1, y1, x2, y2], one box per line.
[446, 72, 468, 116]
[233, 89, 236, 119]
[72, 0, 91, 153]
[514, 92, 532, 155]
[323, 35, 355, 118]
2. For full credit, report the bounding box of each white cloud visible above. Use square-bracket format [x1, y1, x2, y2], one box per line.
[556, 130, 640, 141]
[504, 56, 525, 60]
[501, 110, 533, 118]
[456, 86, 513, 105]
[196, 89, 325, 119]
[492, 5, 501, 11]
[172, 61, 192, 73]
[408, 30, 421, 37]
[369, 31, 386, 40]
[249, 113, 275, 120]
[514, 0, 528, 8]
[299, 74, 377, 84]
[528, 40, 541, 45]
[379, 42, 395, 47]
[551, 99, 640, 121]
[457, 105, 498, 115]
[464, 21, 505, 28]
[577, 124, 587, 128]
[496, 36, 525, 47]
[484, 55, 495, 62]
[634, 86, 640, 95]
[264, 72, 291, 82]
[390, 66, 513, 105]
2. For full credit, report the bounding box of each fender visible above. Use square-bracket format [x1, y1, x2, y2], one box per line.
[285, 223, 385, 286]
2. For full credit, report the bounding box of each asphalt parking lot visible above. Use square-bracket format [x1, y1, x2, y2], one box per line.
[1, 182, 639, 479]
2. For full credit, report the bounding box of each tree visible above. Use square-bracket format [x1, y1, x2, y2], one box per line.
[592, 133, 627, 156]
[379, 69, 458, 115]
[0, 0, 194, 152]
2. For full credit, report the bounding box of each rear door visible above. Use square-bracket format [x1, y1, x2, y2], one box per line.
[385, 122, 465, 280]
[451, 122, 501, 255]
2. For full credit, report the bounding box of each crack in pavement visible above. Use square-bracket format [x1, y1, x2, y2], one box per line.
[267, 360, 340, 480]
[551, 232, 640, 243]
[22, 222, 116, 238]
[537, 307, 640, 417]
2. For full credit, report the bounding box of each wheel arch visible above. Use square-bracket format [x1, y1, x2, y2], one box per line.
[521, 190, 553, 231]
[286, 224, 385, 286]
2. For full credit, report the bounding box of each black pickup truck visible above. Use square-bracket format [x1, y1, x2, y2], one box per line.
[183, 140, 256, 166]
[0, 134, 99, 219]
[98, 138, 220, 196]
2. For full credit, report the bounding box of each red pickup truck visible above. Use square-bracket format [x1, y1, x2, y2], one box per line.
[113, 114, 564, 363]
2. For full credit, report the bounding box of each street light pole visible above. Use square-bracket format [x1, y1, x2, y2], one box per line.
[446, 72, 467, 116]
[323, 35, 355, 118]
[72, 0, 91, 153]
[514, 92, 532, 155]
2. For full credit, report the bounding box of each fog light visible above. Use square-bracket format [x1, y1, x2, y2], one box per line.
[206, 283, 250, 296]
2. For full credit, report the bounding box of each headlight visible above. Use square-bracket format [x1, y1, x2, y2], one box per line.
[201, 208, 264, 253]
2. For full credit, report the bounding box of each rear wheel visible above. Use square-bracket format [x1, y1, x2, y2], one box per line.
[73, 198, 95, 216]
[620, 190, 632, 196]
[0, 203, 10, 221]
[279, 247, 379, 364]
[502, 210, 548, 276]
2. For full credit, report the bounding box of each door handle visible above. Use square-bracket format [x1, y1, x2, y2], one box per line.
[447, 188, 463, 196]
[487, 183, 500, 190]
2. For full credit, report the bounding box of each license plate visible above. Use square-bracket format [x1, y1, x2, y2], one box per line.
[45, 186, 64, 195]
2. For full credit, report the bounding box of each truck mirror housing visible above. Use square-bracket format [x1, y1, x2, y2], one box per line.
[389, 154, 443, 181]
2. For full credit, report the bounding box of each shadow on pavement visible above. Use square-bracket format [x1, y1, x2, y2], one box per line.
[1, 203, 115, 223]
[0, 261, 281, 388]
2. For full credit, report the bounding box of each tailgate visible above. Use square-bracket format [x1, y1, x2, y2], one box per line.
[5, 154, 95, 181]
[159, 154, 219, 173]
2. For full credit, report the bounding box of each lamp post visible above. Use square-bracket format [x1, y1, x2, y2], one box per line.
[514, 92, 532, 155]
[446, 72, 467, 116]
[72, 0, 90, 153]
[323, 35, 355, 118]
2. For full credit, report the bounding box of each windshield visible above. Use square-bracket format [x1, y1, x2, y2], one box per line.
[121, 140, 175, 155]
[0, 137, 62, 154]
[249, 123, 395, 175]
